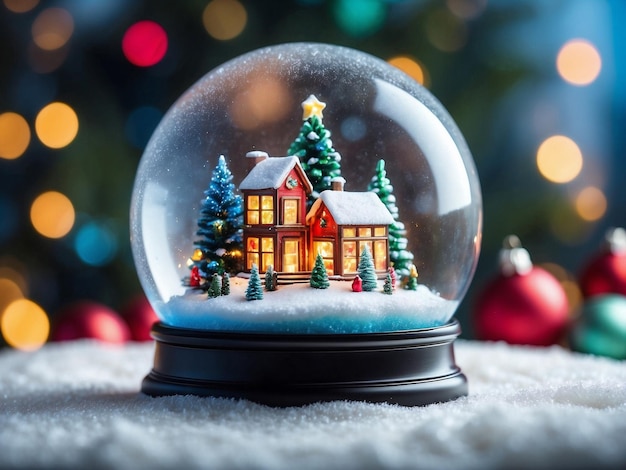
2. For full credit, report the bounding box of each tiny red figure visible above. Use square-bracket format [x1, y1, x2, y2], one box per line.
[352, 274, 362, 292]
[190, 265, 202, 287]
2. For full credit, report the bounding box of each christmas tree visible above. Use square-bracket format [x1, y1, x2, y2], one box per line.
[207, 273, 221, 298]
[357, 245, 378, 292]
[194, 155, 244, 277]
[265, 265, 277, 291]
[245, 264, 264, 301]
[221, 273, 230, 296]
[367, 159, 415, 280]
[404, 264, 419, 291]
[287, 95, 342, 207]
[310, 253, 330, 289]
[383, 272, 393, 295]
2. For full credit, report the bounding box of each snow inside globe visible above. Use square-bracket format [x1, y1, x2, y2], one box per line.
[130, 42, 482, 336]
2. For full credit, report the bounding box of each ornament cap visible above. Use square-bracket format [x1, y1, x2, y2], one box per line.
[604, 227, 626, 255]
[499, 235, 532, 276]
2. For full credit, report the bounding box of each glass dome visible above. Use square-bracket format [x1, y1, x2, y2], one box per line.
[130, 43, 482, 334]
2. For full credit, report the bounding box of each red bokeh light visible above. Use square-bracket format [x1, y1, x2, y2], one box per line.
[122, 20, 168, 67]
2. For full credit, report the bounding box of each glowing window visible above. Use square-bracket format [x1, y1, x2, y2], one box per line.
[358, 227, 372, 237]
[374, 227, 386, 237]
[247, 236, 274, 271]
[247, 195, 274, 224]
[283, 199, 299, 224]
[343, 241, 358, 273]
[314, 241, 334, 274]
[343, 227, 356, 237]
[374, 240, 387, 271]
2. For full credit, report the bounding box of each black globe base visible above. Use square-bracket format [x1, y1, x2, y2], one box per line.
[141, 319, 468, 407]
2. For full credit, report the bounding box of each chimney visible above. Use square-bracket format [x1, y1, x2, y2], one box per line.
[246, 150, 269, 169]
[331, 176, 346, 191]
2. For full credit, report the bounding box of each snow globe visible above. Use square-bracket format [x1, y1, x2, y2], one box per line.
[131, 43, 482, 406]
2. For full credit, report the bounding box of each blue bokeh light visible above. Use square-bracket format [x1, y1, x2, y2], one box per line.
[74, 221, 118, 266]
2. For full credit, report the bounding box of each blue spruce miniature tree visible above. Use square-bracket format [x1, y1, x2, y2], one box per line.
[368, 159, 415, 281]
[310, 253, 330, 289]
[287, 95, 342, 208]
[357, 245, 378, 292]
[194, 155, 243, 277]
[245, 264, 264, 301]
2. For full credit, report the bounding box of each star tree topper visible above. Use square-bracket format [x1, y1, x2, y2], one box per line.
[301, 94, 326, 121]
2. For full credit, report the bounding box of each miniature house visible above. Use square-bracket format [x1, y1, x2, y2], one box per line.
[239, 151, 394, 279]
[239, 152, 313, 274]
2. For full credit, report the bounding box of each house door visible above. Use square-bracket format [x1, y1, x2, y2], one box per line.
[282, 238, 300, 273]
[312, 240, 335, 275]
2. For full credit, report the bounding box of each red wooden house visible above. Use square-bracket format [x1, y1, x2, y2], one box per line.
[239, 152, 312, 274]
[240, 152, 393, 279]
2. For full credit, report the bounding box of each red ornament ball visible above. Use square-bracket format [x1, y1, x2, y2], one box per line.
[120, 295, 158, 341]
[474, 266, 570, 346]
[580, 251, 626, 298]
[51, 301, 131, 343]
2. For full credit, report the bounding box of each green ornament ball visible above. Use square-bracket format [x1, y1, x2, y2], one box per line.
[569, 294, 626, 359]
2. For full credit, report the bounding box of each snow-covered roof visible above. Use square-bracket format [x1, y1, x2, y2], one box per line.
[239, 156, 312, 192]
[307, 191, 395, 226]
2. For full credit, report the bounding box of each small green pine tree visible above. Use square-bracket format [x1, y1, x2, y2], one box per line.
[208, 273, 221, 298]
[310, 253, 330, 289]
[367, 159, 415, 280]
[383, 272, 393, 295]
[221, 272, 230, 296]
[245, 264, 264, 301]
[265, 265, 276, 291]
[357, 245, 378, 292]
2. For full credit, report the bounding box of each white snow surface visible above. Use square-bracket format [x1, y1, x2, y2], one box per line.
[159, 278, 455, 333]
[1, 340, 626, 469]
[239, 156, 301, 190]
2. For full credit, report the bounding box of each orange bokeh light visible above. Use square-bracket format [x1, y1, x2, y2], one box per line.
[536, 135, 583, 184]
[0, 112, 30, 159]
[30, 191, 75, 239]
[557, 39, 602, 86]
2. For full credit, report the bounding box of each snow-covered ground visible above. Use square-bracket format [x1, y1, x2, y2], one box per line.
[158, 277, 457, 333]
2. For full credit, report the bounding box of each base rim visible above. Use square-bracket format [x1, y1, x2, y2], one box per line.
[142, 319, 468, 407]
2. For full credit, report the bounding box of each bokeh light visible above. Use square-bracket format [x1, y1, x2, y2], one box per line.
[332, 0, 385, 37]
[30, 191, 75, 239]
[446, 0, 487, 20]
[426, 8, 467, 52]
[388, 56, 428, 86]
[557, 39, 602, 86]
[28, 42, 69, 73]
[122, 20, 168, 67]
[575, 186, 607, 222]
[536, 135, 583, 183]
[0, 278, 24, 318]
[32, 7, 74, 51]
[35, 102, 79, 149]
[202, 0, 247, 41]
[0, 112, 30, 159]
[229, 77, 292, 130]
[75, 222, 118, 266]
[3, 0, 38, 14]
[1, 299, 49, 351]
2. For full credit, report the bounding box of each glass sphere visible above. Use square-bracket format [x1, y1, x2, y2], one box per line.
[130, 43, 482, 334]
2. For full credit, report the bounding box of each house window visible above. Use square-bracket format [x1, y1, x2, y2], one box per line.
[247, 236, 274, 271]
[374, 240, 387, 271]
[374, 227, 386, 237]
[282, 198, 299, 225]
[343, 241, 357, 273]
[343, 228, 356, 237]
[247, 195, 274, 225]
[313, 241, 334, 274]
[358, 227, 372, 237]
